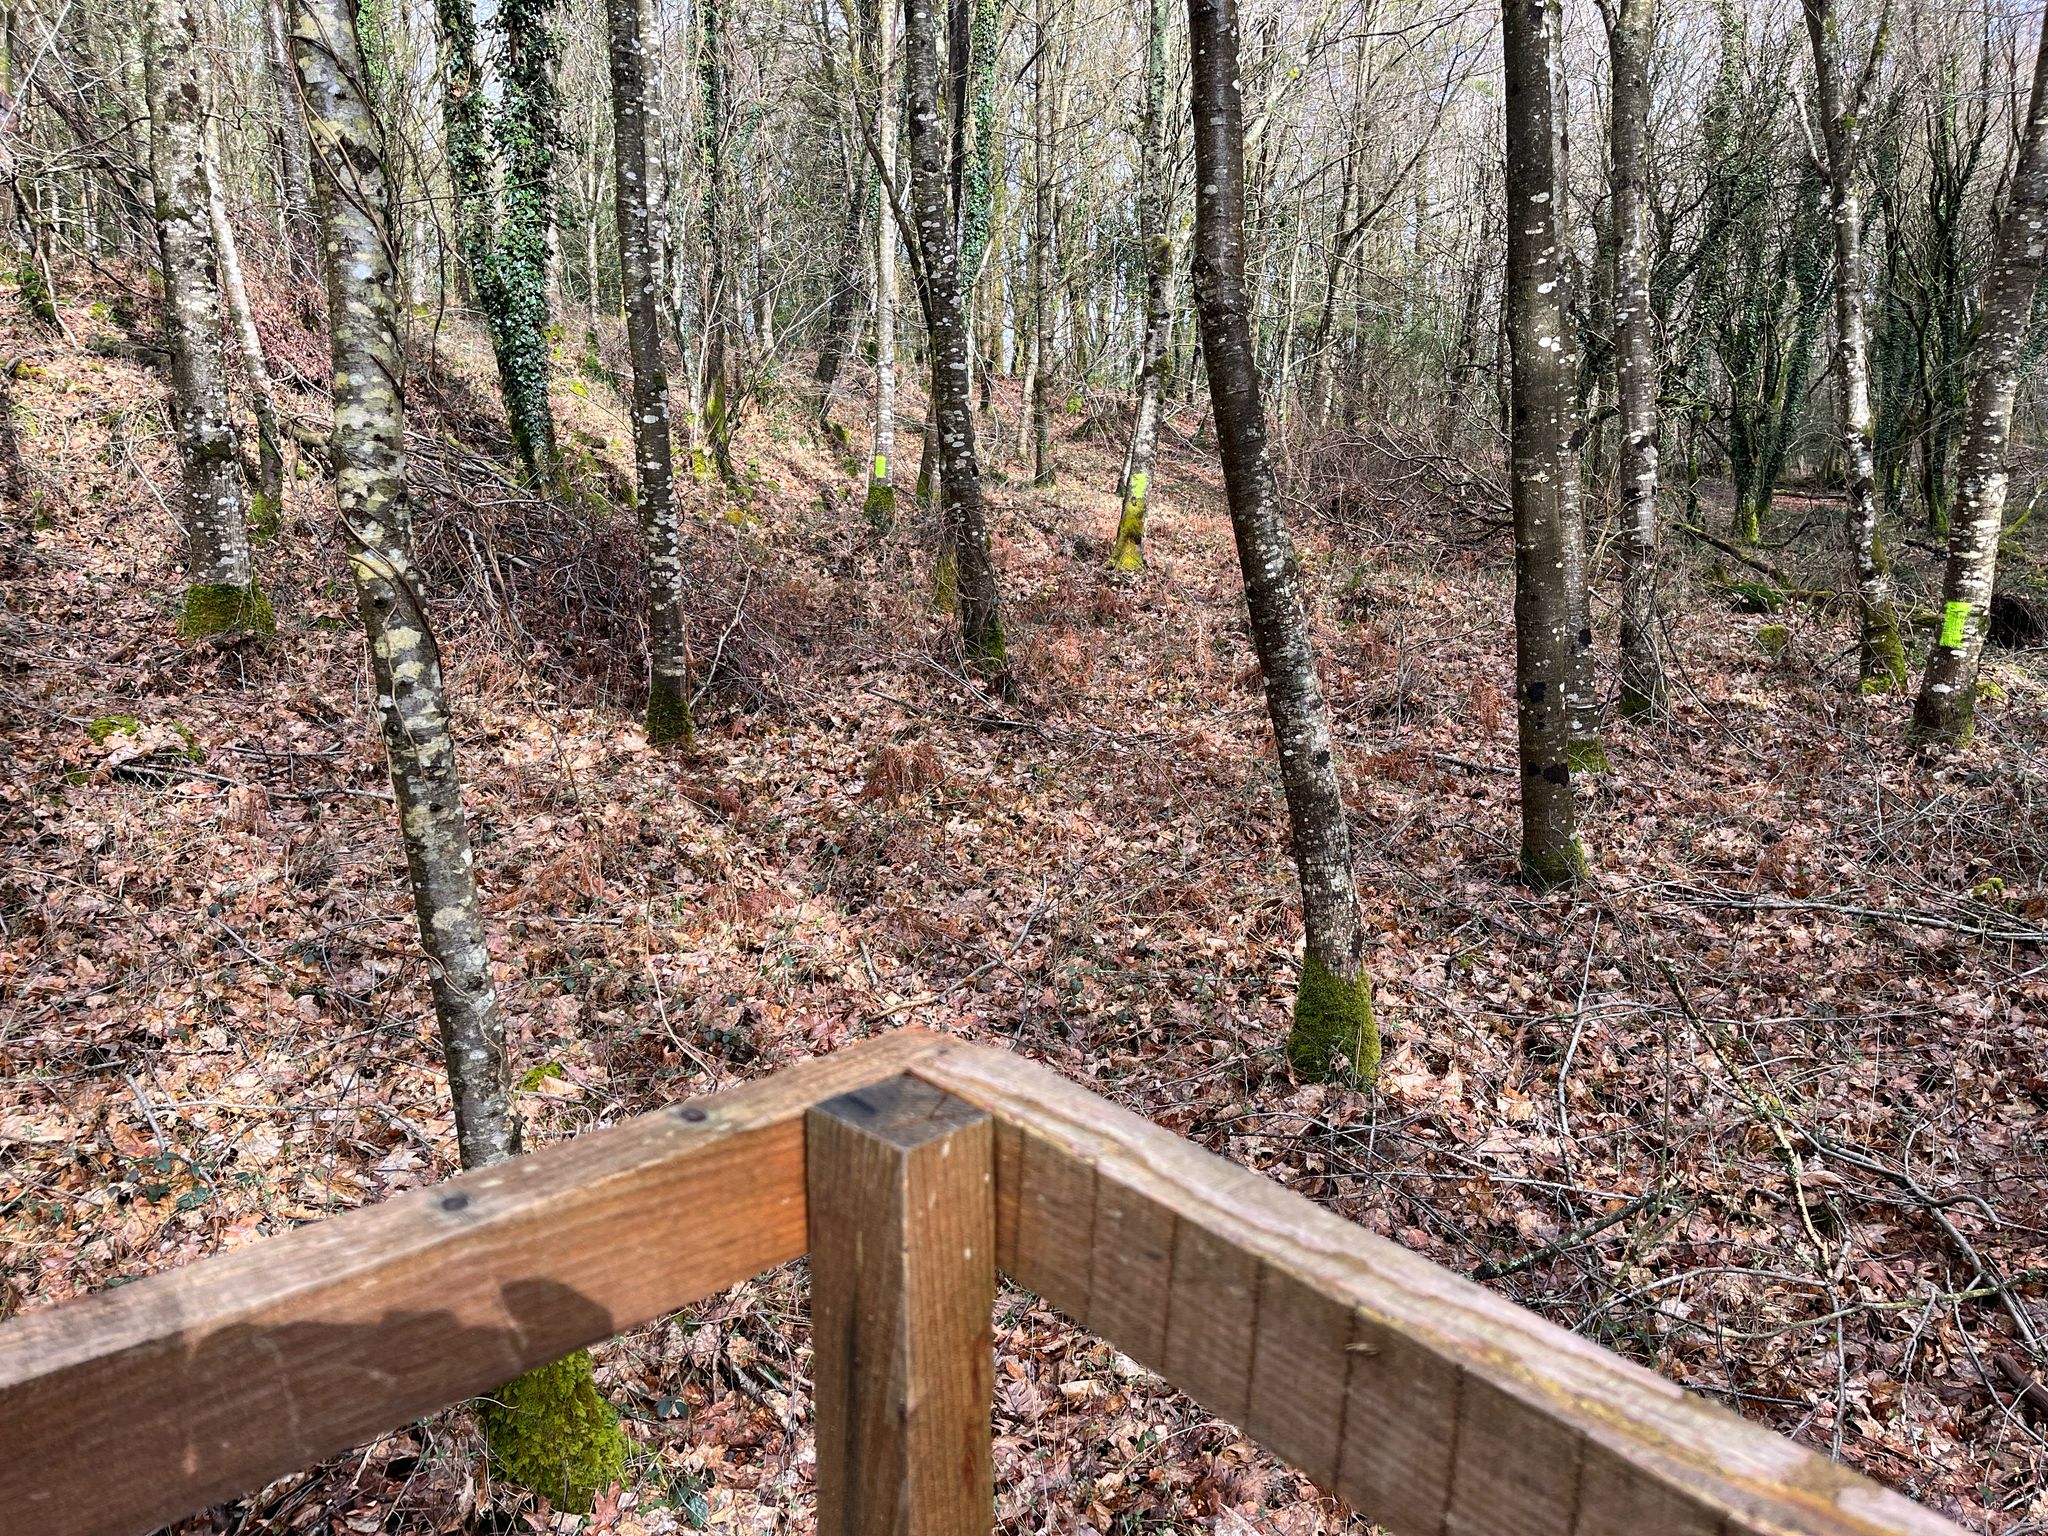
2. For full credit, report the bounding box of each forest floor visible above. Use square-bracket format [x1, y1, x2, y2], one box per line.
[4, 264, 2048, 1536]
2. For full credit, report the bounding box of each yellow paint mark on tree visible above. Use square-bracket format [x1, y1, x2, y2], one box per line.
[873, 454, 888, 480]
[1939, 600, 1971, 649]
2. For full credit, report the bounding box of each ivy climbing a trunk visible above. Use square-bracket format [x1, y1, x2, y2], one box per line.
[437, 0, 562, 487]
[144, 0, 270, 638]
[1502, 0, 1586, 887]
[1911, 11, 2048, 747]
[608, 0, 692, 746]
[905, 0, 1008, 683]
[291, 0, 625, 1508]
[1186, 0, 1378, 1084]
[1111, 0, 1173, 573]
[1804, 0, 1907, 692]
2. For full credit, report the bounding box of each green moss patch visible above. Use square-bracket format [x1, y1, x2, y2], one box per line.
[1285, 955, 1380, 1086]
[177, 581, 275, 639]
[479, 1350, 628, 1514]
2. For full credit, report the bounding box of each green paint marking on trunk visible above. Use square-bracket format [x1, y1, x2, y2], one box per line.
[873, 453, 887, 480]
[1939, 600, 1971, 649]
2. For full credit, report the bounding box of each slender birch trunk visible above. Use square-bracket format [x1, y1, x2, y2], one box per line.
[698, 0, 739, 487]
[1502, 0, 1585, 887]
[1187, 0, 1377, 1083]
[144, 0, 268, 638]
[290, 0, 626, 1507]
[1110, 0, 1172, 572]
[261, 0, 316, 276]
[610, 0, 692, 746]
[906, 0, 1008, 683]
[1604, 0, 1664, 719]
[1804, 0, 1907, 692]
[865, 0, 900, 529]
[202, 112, 285, 524]
[1911, 15, 2048, 746]
[1030, 0, 1055, 487]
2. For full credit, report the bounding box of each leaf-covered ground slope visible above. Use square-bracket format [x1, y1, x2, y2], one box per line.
[3, 272, 2047, 1534]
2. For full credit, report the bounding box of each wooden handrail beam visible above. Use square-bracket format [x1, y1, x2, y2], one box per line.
[909, 1042, 1966, 1536]
[0, 1030, 942, 1536]
[0, 1033, 1975, 1536]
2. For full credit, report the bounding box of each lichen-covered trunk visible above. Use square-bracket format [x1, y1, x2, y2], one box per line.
[1545, 6, 1601, 768]
[906, 0, 1007, 683]
[865, 1, 900, 530]
[608, 0, 691, 747]
[202, 112, 285, 523]
[291, 0, 625, 1507]
[1804, 0, 1905, 692]
[294, 0, 513, 1185]
[1912, 18, 2048, 746]
[144, 0, 267, 638]
[1030, 0, 1055, 487]
[1186, 0, 1376, 1085]
[1607, 0, 1664, 719]
[1502, 0, 1584, 887]
[1111, 0, 1172, 573]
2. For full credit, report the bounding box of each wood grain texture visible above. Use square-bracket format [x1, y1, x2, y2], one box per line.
[0, 1030, 942, 1536]
[909, 1042, 1966, 1536]
[809, 1075, 994, 1536]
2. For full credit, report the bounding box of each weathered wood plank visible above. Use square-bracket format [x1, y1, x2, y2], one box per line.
[809, 1075, 995, 1536]
[911, 1042, 1964, 1536]
[0, 1031, 942, 1536]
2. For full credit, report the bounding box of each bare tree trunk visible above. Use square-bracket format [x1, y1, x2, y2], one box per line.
[1110, 0, 1172, 571]
[865, 0, 900, 529]
[1186, 0, 1377, 1084]
[1805, 0, 1907, 692]
[290, 0, 626, 1507]
[1502, 0, 1585, 886]
[144, 0, 268, 638]
[610, 0, 692, 747]
[1604, 0, 1664, 719]
[1912, 16, 2048, 746]
[202, 111, 285, 524]
[906, 0, 1008, 683]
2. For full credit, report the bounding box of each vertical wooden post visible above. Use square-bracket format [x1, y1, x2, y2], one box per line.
[808, 1074, 995, 1536]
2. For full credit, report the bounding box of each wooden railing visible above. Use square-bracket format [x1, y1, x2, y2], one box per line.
[0, 1030, 1968, 1536]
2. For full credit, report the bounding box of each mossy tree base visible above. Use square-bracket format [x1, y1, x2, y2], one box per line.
[1617, 686, 1664, 721]
[1857, 626, 1908, 695]
[864, 481, 896, 533]
[479, 1350, 628, 1514]
[177, 581, 274, 639]
[1520, 837, 1588, 892]
[1566, 737, 1610, 775]
[1284, 955, 1380, 1085]
[645, 679, 693, 748]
